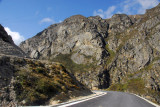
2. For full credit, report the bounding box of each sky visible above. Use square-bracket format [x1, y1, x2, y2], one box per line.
[0, 0, 159, 45]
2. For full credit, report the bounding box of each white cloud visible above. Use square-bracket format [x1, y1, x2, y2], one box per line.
[93, 0, 159, 17]
[4, 27, 25, 45]
[136, 0, 159, 13]
[93, 6, 116, 19]
[40, 18, 55, 24]
[59, 20, 62, 23]
[121, 0, 159, 14]
[94, 9, 104, 18]
[121, 0, 137, 14]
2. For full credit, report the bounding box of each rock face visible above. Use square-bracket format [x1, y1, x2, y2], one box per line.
[0, 24, 26, 57]
[106, 4, 160, 103]
[20, 15, 109, 89]
[20, 4, 160, 104]
[20, 15, 108, 63]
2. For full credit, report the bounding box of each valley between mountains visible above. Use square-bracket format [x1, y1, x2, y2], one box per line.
[0, 3, 160, 106]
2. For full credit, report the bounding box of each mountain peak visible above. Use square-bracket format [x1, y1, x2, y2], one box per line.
[63, 15, 87, 23]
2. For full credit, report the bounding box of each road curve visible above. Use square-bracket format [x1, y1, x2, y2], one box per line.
[67, 91, 156, 107]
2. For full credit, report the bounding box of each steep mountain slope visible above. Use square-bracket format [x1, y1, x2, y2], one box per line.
[0, 24, 27, 57]
[0, 25, 91, 106]
[106, 4, 160, 103]
[20, 4, 160, 104]
[20, 15, 109, 89]
[0, 55, 91, 106]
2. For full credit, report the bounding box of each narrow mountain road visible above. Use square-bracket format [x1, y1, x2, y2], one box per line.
[61, 91, 157, 107]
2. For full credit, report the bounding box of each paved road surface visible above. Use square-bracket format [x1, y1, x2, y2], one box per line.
[68, 91, 155, 107]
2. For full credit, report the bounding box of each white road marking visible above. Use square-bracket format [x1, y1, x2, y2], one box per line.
[52, 92, 107, 107]
[51, 91, 160, 107]
[132, 94, 160, 107]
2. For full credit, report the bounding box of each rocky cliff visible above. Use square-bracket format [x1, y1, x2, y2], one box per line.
[20, 4, 160, 104]
[20, 15, 110, 90]
[0, 25, 91, 106]
[0, 24, 27, 57]
[106, 4, 160, 103]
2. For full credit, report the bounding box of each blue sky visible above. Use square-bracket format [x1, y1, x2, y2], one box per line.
[0, 0, 159, 45]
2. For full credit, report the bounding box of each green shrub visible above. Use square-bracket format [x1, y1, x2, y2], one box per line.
[105, 44, 115, 65]
[51, 53, 96, 73]
[13, 59, 83, 105]
[108, 78, 145, 94]
[107, 83, 127, 92]
[34, 67, 48, 75]
[35, 78, 58, 95]
[14, 70, 59, 105]
[127, 78, 145, 94]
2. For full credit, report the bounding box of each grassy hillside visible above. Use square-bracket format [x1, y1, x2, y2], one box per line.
[0, 55, 91, 106]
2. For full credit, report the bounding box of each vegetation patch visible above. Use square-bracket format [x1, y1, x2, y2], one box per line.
[107, 83, 127, 92]
[107, 78, 145, 94]
[51, 53, 97, 73]
[116, 30, 138, 52]
[127, 78, 145, 94]
[127, 57, 160, 78]
[13, 59, 83, 105]
[105, 44, 116, 65]
[107, 78, 160, 104]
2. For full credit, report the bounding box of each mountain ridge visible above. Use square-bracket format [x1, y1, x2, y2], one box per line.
[0, 3, 159, 105]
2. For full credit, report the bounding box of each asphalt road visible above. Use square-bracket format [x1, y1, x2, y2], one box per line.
[68, 91, 155, 107]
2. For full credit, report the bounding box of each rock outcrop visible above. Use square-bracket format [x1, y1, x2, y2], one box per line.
[20, 4, 160, 104]
[20, 15, 108, 64]
[0, 24, 26, 57]
[20, 15, 110, 89]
